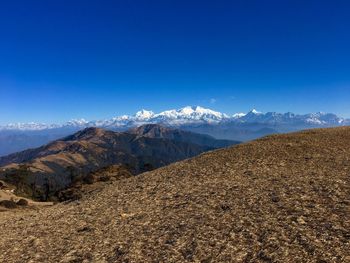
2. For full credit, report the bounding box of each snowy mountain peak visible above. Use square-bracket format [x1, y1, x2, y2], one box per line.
[179, 106, 197, 114]
[135, 109, 155, 120]
[152, 106, 228, 124]
[178, 106, 227, 118]
[0, 106, 348, 131]
[113, 115, 130, 121]
[67, 119, 89, 126]
[249, 109, 262, 114]
[233, 113, 246, 118]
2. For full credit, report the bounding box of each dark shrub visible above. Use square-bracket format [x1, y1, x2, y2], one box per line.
[83, 174, 95, 184]
[0, 200, 17, 209]
[98, 175, 110, 182]
[17, 198, 29, 206]
[58, 188, 82, 202]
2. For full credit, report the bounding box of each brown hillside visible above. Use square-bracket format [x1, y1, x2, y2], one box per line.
[128, 124, 239, 148]
[0, 127, 349, 262]
[0, 126, 218, 198]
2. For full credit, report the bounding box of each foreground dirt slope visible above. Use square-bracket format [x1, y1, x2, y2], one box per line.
[0, 127, 349, 263]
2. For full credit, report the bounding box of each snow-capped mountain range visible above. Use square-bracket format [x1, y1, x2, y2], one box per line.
[1, 106, 349, 131]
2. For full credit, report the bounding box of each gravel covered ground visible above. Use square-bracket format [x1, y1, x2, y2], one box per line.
[0, 127, 349, 263]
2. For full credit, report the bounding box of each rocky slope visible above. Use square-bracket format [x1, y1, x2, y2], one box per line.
[0, 127, 349, 262]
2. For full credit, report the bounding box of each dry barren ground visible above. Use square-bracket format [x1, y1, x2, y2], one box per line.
[0, 127, 349, 263]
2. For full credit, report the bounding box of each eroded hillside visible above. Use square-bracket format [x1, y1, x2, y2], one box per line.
[0, 125, 236, 200]
[0, 127, 349, 262]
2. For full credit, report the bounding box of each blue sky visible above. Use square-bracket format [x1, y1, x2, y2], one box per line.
[0, 0, 350, 124]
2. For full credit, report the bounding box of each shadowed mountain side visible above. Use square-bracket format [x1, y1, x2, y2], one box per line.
[0, 126, 235, 197]
[128, 124, 239, 148]
[0, 127, 349, 262]
[181, 123, 280, 141]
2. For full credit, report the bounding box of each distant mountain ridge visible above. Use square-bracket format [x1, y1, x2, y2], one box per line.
[128, 124, 238, 149]
[0, 106, 349, 157]
[1, 106, 349, 131]
[0, 125, 238, 198]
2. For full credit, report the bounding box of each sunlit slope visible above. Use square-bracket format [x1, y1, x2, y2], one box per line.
[0, 127, 349, 262]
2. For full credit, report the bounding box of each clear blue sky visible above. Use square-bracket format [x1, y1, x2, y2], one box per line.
[1, 0, 350, 124]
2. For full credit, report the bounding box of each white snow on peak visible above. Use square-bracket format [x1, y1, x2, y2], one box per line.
[135, 109, 155, 120]
[0, 106, 348, 131]
[305, 118, 325, 125]
[233, 113, 246, 118]
[0, 122, 57, 131]
[178, 106, 227, 118]
[113, 115, 130, 121]
[179, 106, 196, 115]
[153, 106, 228, 124]
[249, 109, 262, 114]
[67, 119, 88, 126]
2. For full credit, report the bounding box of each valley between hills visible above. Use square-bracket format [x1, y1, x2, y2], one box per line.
[0, 126, 349, 262]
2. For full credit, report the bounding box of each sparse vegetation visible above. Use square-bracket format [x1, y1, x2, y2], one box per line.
[57, 165, 132, 202]
[16, 199, 28, 206]
[0, 199, 17, 209]
[0, 127, 349, 262]
[0, 165, 32, 197]
[0, 126, 220, 201]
